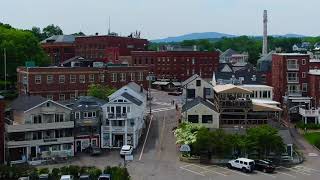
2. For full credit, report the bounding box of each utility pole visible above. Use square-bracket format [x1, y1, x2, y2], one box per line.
[4, 48, 7, 90]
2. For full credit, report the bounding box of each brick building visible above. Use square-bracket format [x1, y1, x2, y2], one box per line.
[308, 70, 320, 107]
[17, 65, 149, 101]
[131, 51, 219, 81]
[41, 35, 76, 65]
[74, 35, 149, 63]
[0, 95, 4, 164]
[271, 53, 310, 106]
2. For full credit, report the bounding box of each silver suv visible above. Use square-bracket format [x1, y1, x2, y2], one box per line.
[227, 158, 255, 173]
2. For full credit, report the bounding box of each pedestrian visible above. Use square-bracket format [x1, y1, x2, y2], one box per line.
[172, 100, 175, 105]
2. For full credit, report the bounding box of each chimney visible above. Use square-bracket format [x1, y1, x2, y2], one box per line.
[262, 10, 268, 56]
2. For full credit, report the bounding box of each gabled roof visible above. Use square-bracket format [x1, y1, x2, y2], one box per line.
[10, 95, 47, 111]
[278, 130, 293, 145]
[127, 82, 147, 95]
[220, 64, 233, 73]
[64, 96, 107, 111]
[182, 74, 200, 86]
[252, 102, 282, 112]
[213, 84, 252, 94]
[121, 92, 143, 106]
[182, 97, 216, 112]
[220, 49, 239, 58]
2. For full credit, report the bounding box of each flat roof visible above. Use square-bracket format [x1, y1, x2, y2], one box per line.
[252, 102, 282, 112]
[213, 84, 252, 94]
[252, 99, 280, 105]
[274, 53, 309, 56]
[241, 84, 273, 89]
[310, 59, 320, 63]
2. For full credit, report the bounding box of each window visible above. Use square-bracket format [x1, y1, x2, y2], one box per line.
[89, 74, 94, 82]
[59, 75, 65, 83]
[196, 80, 201, 86]
[52, 145, 61, 151]
[263, 91, 268, 98]
[192, 69, 195, 75]
[188, 115, 199, 123]
[100, 74, 105, 82]
[62, 144, 72, 150]
[202, 115, 213, 123]
[302, 83, 308, 92]
[55, 114, 64, 122]
[130, 73, 135, 81]
[111, 73, 117, 82]
[59, 94, 65, 101]
[287, 59, 298, 69]
[70, 75, 76, 83]
[35, 75, 41, 84]
[204, 88, 211, 96]
[120, 73, 126, 81]
[70, 93, 76, 99]
[302, 59, 306, 65]
[138, 72, 143, 81]
[79, 75, 85, 83]
[33, 115, 42, 124]
[84, 111, 96, 118]
[47, 95, 53, 100]
[75, 112, 80, 119]
[192, 58, 195, 65]
[302, 72, 306, 78]
[287, 72, 298, 82]
[47, 75, 53, 84]
[187, 89, 196, 99]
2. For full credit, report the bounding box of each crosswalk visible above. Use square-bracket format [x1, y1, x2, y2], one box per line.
[179, 163, 320, 179]
[147, 107, 175, 114]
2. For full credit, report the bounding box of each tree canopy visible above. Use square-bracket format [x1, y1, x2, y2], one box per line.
[87, 84, 117, 100]
[42, 24, 63, 38]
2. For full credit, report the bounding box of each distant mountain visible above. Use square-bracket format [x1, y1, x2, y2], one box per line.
[152, 32, 308, 43]
[152, 32, 236, 43]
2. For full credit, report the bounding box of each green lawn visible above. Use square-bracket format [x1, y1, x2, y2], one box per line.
[304, 132, 320, 145]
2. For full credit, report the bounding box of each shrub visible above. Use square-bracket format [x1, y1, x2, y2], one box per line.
[51, 168, 60, 180]
[68, 165, 80, 178]
[88, 167, 102, 180]
[296, 121, 320, 129]
[315, 139, 320, 149]
[38, 167, 49, 175]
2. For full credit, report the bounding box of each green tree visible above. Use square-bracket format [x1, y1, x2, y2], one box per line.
[30, 26, 45, 40]
[174, 122, 201, 145]
[87, 84, 116, 100]
[72, 31, 86, 36]
[42, 24, 63, 38]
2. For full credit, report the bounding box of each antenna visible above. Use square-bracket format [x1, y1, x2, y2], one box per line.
[108, 16, 111, 35]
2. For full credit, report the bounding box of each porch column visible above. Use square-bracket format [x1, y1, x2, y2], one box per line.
[304, 117, 307, 124]
[125, 119, 128, 145]
[26, 147, 30, 161]
[133, 123, 137, 148]
[109, 121, 112, 148]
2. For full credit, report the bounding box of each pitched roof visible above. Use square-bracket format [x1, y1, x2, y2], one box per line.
[182, 74, 200, 86]
[64, 96, 106, 111]
[121, 92, 143, 106]
[278, 130, 293, 145]
[213, 84, 252, 94]
[127, 82, 147, 95]
[220, 49, 239, 58]
[10, 95, 47, 111]
[182, 97, 216, 112]
[252, 102, 282, 112]
[41, 35, 75, 44]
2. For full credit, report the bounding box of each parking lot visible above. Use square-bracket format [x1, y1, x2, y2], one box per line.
[179, 163, 320, 180]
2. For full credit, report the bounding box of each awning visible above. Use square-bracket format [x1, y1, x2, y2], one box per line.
[252, 102, 282, 112]
[213, 84, 252, 94]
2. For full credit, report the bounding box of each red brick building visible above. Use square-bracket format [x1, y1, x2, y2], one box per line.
[271, 53, 310, 104]
[0, 95, 4, 164]
[309, 59, 320, 70]
[308, 70, 320, 107]
[75, 35, 149, 63]
[131, 51, 220, 81]
[17, 65, 149, 101]
[41, 35, 76, 65]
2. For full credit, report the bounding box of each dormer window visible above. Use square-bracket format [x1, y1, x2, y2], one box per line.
[46, 102, 50, 107]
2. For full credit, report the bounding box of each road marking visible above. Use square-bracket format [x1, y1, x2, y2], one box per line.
[276, 171, 297, 178]
[191, 164, 227, 176]
[138, 115, 153, 161]
[296, 165, 320, 173]
[257, 171, 276, 178]
[214, 165, 250, 177]
[180, 166, 205, 176]
[279, 166, 311, 175]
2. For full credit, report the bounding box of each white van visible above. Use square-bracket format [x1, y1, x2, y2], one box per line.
[227, 158, 255, 173]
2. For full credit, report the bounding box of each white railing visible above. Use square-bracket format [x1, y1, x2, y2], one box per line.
[6, 121, 74, 133]
[299, 108, 320, 117]
[288, 91, 302, 97]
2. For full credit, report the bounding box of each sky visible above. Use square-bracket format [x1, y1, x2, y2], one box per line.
[0, 0, 319, 40]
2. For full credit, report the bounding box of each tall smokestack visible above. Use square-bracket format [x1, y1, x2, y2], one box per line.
[262, 10, 268, 56]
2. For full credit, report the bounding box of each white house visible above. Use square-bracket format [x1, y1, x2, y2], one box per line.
[182, 74, 214, 101]
[6, 96, 74, 165]
[241, 84, 280, 107]
[181, 97, 220, 128]
[101, 82, 147, 149]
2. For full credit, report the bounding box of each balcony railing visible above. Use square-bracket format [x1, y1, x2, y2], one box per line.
[287, 64, 299, 70]
[219, 99, 252, 109]
[6, 121, 74, 133]
[7, 136, 74, 147]
[287, 91, 302, 97]
[299, 108, 320, 117]
[287, 77, 299, 83]
[108, 113, 127, 119]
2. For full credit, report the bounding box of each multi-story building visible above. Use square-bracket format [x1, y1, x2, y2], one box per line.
[16, 64, 149, 101]
[0, 95, 4, 164]
[219, 49, 248, 64]
[131, 50, 219, 81]
[41, 35, 76, 65]
[271, 53, 310, 107]
[241, 85, 280, 106]
[64, 96, 106, 153]
[182, 74, 214, 101]
[6, 96, 74, 164]
[75, 35, 149, 63]
[101, 82, 146, 149]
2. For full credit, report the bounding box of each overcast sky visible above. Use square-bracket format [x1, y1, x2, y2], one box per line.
[0, 0, 318, 39]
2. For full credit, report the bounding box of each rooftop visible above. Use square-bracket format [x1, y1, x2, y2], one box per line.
[213, 84, 252, 94]
[41, 35, 75, 44]
[309, 59, 320, 63]
[309, 69, 320, 75]
[241, 84, 273, 89]
[274, 53, 309, 56]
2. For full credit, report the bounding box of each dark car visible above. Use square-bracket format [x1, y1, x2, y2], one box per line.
[255, 160, 275, 173]
[79, 175, 91, 180]
[168, 91, 182, 96]
[84, 145, 102, 156]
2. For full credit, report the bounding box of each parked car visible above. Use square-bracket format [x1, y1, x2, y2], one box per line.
[39, 174, 49, 180]
[255, 160, 275, 173]
[60, 175, 74, 180]
[18, 177, 29, 180]
[227, 158, 255, 173]
[168, 91, 182, 96]
[98, 174, 111, 180]
[120, 145, 133, 157]
[79, 175, 91, 180]
[84, 145, 102, 156]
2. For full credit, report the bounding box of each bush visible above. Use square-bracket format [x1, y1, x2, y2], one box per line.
[88, 167, 102, 180]
[68, 165, 80, 178]
[38, 167, 49, 175]
[296, 122, 320, 129]
[315, 139, 320, 149]
[51, 168, 60, 180]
